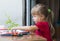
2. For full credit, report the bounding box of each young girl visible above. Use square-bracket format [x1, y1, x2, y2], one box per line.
[12, 4, 55, 41]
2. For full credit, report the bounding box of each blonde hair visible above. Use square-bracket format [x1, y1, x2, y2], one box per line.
[31, 4, 55, 37]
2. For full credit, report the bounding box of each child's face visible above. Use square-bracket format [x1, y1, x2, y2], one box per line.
[32, 14, 46, 23]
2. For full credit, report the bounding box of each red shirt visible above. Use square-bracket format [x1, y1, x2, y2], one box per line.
[35, 22, 52, 41]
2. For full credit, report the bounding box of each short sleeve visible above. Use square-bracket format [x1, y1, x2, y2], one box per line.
[35, 22, 46, 32]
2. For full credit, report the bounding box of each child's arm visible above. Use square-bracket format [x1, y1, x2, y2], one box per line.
[12, 25, 38, 31]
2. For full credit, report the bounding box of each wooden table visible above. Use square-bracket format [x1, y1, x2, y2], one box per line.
[0, 35, 47, 41]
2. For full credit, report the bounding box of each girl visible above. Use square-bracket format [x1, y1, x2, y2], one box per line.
[12, 4, 55, 41]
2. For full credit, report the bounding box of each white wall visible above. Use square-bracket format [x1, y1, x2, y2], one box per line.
[0, 0, 24, 26]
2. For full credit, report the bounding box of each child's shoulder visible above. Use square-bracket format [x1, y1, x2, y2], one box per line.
[35, 22, 49, 29]
[35, 22, 49, 27]
[36, 22, 49, 25]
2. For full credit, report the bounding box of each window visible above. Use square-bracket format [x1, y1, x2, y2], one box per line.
[25, 0, 36, 26]
[0, 0, 25, 28]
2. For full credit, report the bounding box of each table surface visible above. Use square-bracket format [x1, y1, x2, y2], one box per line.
[0, 35, 47, 41]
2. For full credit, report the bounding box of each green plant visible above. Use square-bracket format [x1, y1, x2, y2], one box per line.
[5, 16, 19, 30]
